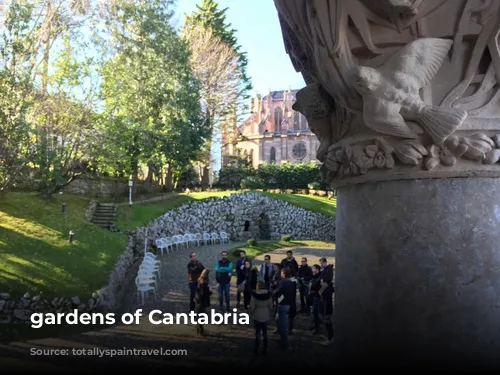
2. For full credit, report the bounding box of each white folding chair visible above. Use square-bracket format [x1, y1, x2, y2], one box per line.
[155, 238, 165, 256]
[203, 232, 211, 245]
[220, 231, 230, 244]
[195, 233, 202, 246]
[143, 256, 161, 275]
[139, 263, 160, 281]
[210, 232, 220, 244]
[138, 269, 158, 291]
[135, 276, 156, 305]
[183, 233, 191, 248]
[164, 237, 173, 253]
[145, 252, 157, 259]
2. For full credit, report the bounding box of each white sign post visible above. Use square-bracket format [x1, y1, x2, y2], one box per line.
[128, 178, 133, 206]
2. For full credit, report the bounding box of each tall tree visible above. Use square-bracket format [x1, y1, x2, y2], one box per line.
[100, 0, 208, 190]
[183, 0, 252, 184]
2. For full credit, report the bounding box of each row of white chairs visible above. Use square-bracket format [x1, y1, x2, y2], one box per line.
[154, 231, 230, 256]
[134, 252, 161, 305]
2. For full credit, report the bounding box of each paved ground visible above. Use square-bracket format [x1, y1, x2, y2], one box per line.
[0, 241, 336, 371]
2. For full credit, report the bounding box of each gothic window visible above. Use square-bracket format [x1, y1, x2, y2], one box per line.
[293, 112, 300, 130]
[292, 142, 307, 160]
[274, 107, 283, 131]
[270, 147, 276, 163]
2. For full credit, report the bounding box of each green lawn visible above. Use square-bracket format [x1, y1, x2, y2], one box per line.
[254, 192, 337, 218]
[0, 192, 127, 298]
[227, 239, 335, 266]
[115, 191, 236, 231]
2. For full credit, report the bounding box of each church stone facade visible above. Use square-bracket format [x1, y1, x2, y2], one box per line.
[221, 88, 320, 169]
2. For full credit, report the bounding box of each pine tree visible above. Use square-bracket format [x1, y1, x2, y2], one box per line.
[184, 0, 252, 97]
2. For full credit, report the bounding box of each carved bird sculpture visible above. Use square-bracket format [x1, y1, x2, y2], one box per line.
[350, 38, 467, 145]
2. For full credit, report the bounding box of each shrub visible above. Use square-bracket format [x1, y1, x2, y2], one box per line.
[281, 235, 292, 242]
[240, 176, 266, 190]
[247, 238, 257, 247]
[308, 182, 321, 190]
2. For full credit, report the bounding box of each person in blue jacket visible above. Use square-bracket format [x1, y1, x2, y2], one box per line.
[215, 250, 233, 312]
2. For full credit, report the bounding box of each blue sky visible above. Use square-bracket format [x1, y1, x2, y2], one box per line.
[172, 0, 306, 171]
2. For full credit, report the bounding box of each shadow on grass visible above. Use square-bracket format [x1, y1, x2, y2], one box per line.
[0, 224, 123, 298]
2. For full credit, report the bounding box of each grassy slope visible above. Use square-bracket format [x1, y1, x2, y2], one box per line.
[0, 192, 126, 298]
[254, 191, 337, 218]
[227, 240, 335, 266]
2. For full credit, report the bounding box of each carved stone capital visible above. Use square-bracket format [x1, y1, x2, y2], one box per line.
[275, 0, 500, 187]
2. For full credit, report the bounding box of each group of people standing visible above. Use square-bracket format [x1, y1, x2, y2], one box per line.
[186, 249, 335, 354]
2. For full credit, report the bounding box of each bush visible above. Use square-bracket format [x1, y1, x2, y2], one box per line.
[281, 235, 292, 242]
[240, 176, 266, 190]
[307, 182, 321, 190]
[247, 238, 257, 247]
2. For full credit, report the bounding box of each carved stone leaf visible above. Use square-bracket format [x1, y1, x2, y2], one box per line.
[400, 140, 428, 156]
[393, 142, 425, 165]
[375, 137, 394, 154]
[425, 157, 440, 170]
[365, 145, 378, 158]
[364, 158, 375, 169]
[492, 134, 500, 149]
[439, 151, 456, 166]
[428, 144, 439, 158]
[455, 144, 468, 157]
[483, 149, 500, 164]
[385, 155, 395, 168]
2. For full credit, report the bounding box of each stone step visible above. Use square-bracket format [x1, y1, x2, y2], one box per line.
[95, 210, 116, 214]
[92, 215, 116, 220]
[92, 219, 115, 225]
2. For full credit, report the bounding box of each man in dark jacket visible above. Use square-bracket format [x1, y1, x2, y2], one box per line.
[187, 252, 205, 311]
[280, 250, 299, 277]
[259, 255, 274, 289]
[274, 268, 296, 350]
[309, 264, 322, 332]
[320, 257, 334, 284]
[297, 257, 313, 314]
[236, 250, 248, 307]
[319, 278, 334, 346]
[215, 251, 232, 312]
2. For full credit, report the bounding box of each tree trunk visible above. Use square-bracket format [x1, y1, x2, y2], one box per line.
[166, 164, 173, 191]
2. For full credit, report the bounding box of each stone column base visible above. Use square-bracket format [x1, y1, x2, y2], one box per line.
[334, 177, 500, 370]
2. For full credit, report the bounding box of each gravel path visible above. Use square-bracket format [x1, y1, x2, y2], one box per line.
[0, 241, 336, 371]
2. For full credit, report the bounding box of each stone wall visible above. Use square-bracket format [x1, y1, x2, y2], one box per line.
[138, 192, 336, 246]
[0, 235, 137, 324]
[64, 178, 163, 199]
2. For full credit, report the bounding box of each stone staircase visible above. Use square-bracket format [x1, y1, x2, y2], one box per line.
[91, 203, 117, 229]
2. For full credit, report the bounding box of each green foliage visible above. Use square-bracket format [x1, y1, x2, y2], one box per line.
[0, 2, 37, 197]
[240, 175, 265, 190]
[281, 235, 292, 242]
[100, 0, 209, 182]
[217, 162, 329, 190]
[308, 182, 321, 190]
[247, 238, 257, 247]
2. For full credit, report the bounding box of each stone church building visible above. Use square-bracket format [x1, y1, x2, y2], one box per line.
[221, 88, 320, 168]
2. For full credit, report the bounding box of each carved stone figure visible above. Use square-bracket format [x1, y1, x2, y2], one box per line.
[351, 38, 468, 144]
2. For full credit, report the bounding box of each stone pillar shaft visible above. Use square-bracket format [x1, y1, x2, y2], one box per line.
[275, 0, 500, 369]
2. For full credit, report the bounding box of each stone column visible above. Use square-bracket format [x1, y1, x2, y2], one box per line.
[275, 0, 500, 370]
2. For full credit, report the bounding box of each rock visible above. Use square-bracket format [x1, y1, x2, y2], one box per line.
[0, 300, 5, 312]
[71, 296, 81, 305]
[32, 295, 41, 302]
[13, 309, 31, 321]
[0, 293, 10, 299]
